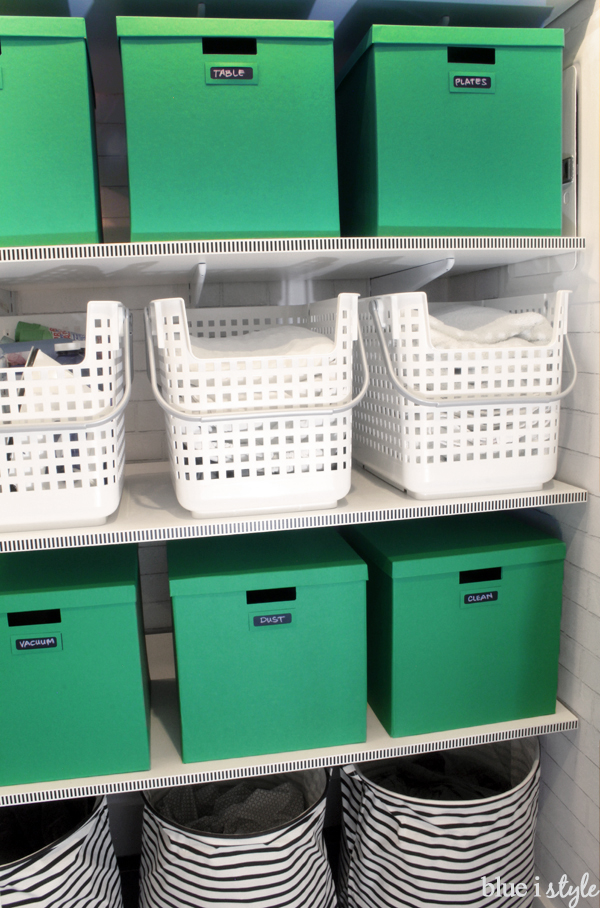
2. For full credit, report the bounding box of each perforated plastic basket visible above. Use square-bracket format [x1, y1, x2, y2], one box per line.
[0, 301, 132, 531]
[353, 291, 575, 499]
[145, 295, 368, 517]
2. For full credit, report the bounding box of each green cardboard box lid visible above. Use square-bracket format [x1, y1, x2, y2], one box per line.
[343, 514, 565, 580]
[0, 16, 86, 38]
[168, 529, 368, 596]
[339, 23, 563, 84]
[116, 17, 333, 41]
[0, 544, 138, 612]
[365, 24, 563, 47]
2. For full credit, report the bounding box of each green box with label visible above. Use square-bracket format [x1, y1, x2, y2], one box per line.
[117, 17, 340, 240]
[167, 529, 367, 762]
[336, 25, 563, 236]
[0, 16, 101, 247]
[341, 514, 565, 738]
[0, 545, 149, 786]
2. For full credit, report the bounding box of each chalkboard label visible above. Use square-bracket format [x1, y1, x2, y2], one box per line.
[15, 636, 58, 650]
[253, 613, 292, 627]
[464, 591, 498, 605]
[210, 66, 253, 80]
[453, 75, 491, 89]
[450, 73, 495, 93]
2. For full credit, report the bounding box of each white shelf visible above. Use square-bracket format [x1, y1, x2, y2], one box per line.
[0, 237, 585, 287]
[0, 462, 587, 552]
[0, 632, 578, 806]
[0, 691, 576, 806]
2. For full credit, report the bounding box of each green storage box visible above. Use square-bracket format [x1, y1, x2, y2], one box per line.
[0, 545, 149, 786]
[336, 25, 563, 236]
[167, 529, 368, 762]
[117, 17, 340, 240]
[0, 16, 101, 247]
[341, 514, 565, 738]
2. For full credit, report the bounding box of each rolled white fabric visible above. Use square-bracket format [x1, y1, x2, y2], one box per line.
[427, 303, 510, 330]
[190, 325, 335, 359]
[428, 307, 553, 349]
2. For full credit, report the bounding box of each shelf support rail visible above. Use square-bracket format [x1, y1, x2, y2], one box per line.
[189, 262, 207, 309]
[369, 256, 455, 295]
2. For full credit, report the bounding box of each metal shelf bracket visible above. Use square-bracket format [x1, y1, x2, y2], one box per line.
[369, 256, 455, 295]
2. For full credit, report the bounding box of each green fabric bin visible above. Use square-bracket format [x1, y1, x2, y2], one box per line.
[117, 17, 340, 241]
[341, 514, 565, 738]
[167, 529, 367, 763]
[0, 16, 101, 247]
[336, 25, 563, 236]
[0, 545, 150, 787]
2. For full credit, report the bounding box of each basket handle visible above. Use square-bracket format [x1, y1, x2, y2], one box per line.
[5, 310, 134, 433]
[369, 299, 577, 408]
[144, 306, 370, 423]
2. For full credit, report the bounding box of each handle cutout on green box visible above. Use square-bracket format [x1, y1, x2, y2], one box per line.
[246, 587, 296, 605]
[203, 37, 257, 56]
[459, 567, 501, 584]
[448, 46, 495, 65]
[7, 609, 62, 627]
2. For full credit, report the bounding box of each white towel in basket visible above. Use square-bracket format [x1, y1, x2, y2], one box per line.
[189, 325, 335, 359]
[428, 305, 553, 349]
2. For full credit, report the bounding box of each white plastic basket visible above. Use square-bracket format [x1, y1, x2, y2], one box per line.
[0, 301, 132, 531]
[145, 295, 368, 518]
[353, 292, 575, 499]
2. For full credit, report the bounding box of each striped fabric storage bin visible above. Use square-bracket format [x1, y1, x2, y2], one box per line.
[0, 797, 122, 908]
[139, 770, 336, 908]
[339, 739, 540, 908]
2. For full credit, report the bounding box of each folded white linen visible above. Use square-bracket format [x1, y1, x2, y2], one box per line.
[428, 306, 553, 349]
[428, 303, 512, 330]
[189, 325, 335, 359]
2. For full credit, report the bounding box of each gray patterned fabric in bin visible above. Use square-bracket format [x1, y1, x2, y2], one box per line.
[154, 778, 306, 835]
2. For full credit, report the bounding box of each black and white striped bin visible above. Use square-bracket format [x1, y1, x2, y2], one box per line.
[339, 739, 540, 908]
[139, 769, 336, 908]
[0, 796, 123, 908]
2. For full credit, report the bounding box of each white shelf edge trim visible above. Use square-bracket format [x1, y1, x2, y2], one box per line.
[0, 482, 587, 552]
[0, 236, 586, 263]
[0, 701, 577, 806]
